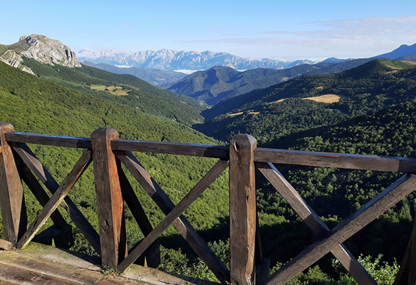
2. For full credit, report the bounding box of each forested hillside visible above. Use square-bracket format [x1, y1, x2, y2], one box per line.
[21, 58, 205, 126]
[165, 59, 371, 105]
[0, 60, 230, 259]
[195, 59, 416, 144]
[252, 101, 416, 283]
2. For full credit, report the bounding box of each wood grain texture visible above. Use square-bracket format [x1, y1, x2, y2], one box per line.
[265, 174, 416, 284]
[0, 239, 13, 250]
[229, 134, 257, 285]
[117, 152, 230, 283]
[5, 132, 92, 149]
[91, 128, 127, 269]
[256, 162, 376, 284]
[255, 148, 416, 173]
[112, 139, 229, 159]
[0, 123, 27, 246]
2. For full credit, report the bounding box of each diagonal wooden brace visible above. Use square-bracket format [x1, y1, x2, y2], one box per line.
[17, 150, 92, 249]
[264, 174, 416, 285]
[256, 162, 376, 284]
[11, 143, 101, 254]
[117, 159, 228, 273]
[117, 152, 231, 283]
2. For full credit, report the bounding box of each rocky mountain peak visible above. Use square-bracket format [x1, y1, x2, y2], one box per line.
[0, 34, 81, 74]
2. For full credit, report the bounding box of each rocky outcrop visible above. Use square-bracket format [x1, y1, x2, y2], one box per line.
[0, 50, 23, 68]
[20, 34, 81, 67]
[0, 34, 81, 74]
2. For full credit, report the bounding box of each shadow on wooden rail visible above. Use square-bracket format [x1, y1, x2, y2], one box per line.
[0, 122, 416, 284]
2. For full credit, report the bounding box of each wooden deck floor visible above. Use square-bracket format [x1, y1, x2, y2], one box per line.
[0, 243, 214, 284]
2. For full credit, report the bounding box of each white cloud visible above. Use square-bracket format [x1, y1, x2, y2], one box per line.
[182, 16, 416, 59]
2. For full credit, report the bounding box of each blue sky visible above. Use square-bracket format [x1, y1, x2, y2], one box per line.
[1, 0, 416, 60]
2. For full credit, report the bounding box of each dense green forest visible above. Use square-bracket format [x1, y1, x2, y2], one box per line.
[0, 60, 230, 264]
[21, 58, 205, 126]
[195, 59, 416, 145]
[1, 56, 416, 284]
[166, 59, 371, 106]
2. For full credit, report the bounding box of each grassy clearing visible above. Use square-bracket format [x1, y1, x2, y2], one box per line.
[229, 111, 243, 117]
[382, 60, 416, 70]
[228, 111, 260, 117]
[267, 98, 286, 104]
[303, 94, 341, 103]
[90, 85, 130, 96]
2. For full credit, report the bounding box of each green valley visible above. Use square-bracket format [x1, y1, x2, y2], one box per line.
[195, 59, 416, 145]
[0, 60, 230, 260]
[21, 57, 205, 126]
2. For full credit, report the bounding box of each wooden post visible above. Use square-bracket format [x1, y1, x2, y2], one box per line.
[0, 123, 27, 246]
[229, 134, 257, 285]
[91, 128, 127, 269]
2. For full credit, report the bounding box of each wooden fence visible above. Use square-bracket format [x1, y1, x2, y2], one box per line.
[1, 122, 416, 284]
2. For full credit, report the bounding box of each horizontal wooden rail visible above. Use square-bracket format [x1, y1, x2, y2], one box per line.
[4, 132, 229, 159]
[255, 148, 416, 173]
[112, 139, 229, 159]
[6, 132, 416, 173]
[5, 132, 92, 149]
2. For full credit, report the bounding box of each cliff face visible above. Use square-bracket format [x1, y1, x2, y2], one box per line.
[0, 34, 81, 74]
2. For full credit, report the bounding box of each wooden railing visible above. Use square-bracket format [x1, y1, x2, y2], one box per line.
[1, 122, 416, 284]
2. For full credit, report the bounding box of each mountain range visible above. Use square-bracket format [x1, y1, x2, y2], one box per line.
[78, 43, 416, 106]
[163, 43, 416, 106]
[77, 48, 315, 71]
[165, 58, 372, 105]
[82, 61, 187, 86]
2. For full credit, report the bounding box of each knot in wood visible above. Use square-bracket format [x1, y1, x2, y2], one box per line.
[102, 220, 109, 231]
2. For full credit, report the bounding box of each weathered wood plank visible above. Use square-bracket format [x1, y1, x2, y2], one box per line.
[265, 174, 416, 285]
[0, 249, 104, 285]
[255, 148, 416, 173]
[12, 143, 101, 254]
[117, 152, 230, 283]
[229, 134, 257, 285]
[91, 128, 127, 269]
[112, 139, 229, 159]
[256, 161, 377, 284]
[0, 239, 13, 250]
[117, 159, 228, 272]
[16, 150, 92, 249]
[20, 162, 67, 229]
[117, 163, 160, 268]
[5, 132, 230, 158]
[7, 131, 416, 172]
[0, 123, 27, 246]
[5, 132, 92, 149]
[0, 262, 79, 285]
